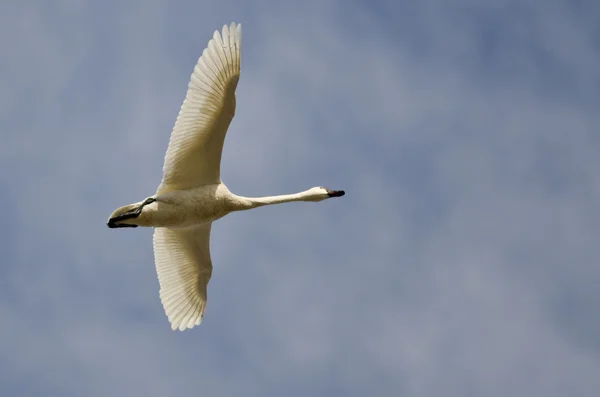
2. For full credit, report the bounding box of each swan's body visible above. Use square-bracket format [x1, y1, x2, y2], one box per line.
[107, 23, 344, 331]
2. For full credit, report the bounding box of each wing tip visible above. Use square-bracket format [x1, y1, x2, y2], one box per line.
[170, 316, 203, 331]
[216, 22, 241, 41]
[165, 299, 206, 331]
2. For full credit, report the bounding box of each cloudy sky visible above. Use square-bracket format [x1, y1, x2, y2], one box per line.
[1, 0, 599, 396]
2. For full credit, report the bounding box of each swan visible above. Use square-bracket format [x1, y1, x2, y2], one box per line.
[107, 23, 345, 331]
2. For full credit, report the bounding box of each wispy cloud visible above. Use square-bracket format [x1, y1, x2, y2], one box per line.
[1, 0, 599, 396]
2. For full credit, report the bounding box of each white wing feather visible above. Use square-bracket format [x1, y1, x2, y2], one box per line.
[153, 223, 213, 330]
[158, 23, 241, 193]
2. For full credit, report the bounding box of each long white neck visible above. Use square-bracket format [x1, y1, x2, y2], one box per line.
[233, 190, 316, 210]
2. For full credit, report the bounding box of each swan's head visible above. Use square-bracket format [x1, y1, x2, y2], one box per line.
[305, 186, 345, 201]
[107, 203, 143, 228]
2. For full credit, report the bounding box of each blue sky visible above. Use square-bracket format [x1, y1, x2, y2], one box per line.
[1, 0, 599, 396]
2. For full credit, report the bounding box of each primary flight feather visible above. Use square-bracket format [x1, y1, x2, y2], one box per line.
[107, 23, 345, 331]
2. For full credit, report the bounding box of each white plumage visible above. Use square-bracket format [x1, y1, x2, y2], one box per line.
[108, 23, 344, 331]
[159, 23, 241, 191]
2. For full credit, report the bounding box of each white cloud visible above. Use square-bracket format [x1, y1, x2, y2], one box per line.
[1, 0, 599, 396]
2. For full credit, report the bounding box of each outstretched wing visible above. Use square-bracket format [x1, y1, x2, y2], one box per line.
[153, 223, 213, 330]
[158, 23, 242, 193]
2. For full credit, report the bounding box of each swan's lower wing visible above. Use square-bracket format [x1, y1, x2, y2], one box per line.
[158, 23, 242, 193]
[153, 223, 213, 331]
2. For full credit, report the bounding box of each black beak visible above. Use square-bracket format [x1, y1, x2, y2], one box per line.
[327, 189, 345, 198]
[107, 219, 138, 228]
[106, 197, 156, 229]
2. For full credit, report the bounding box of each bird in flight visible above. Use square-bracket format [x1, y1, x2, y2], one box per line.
[107, 23, 345, 331]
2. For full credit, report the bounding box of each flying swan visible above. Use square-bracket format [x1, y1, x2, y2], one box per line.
[107, 23, 345, 331]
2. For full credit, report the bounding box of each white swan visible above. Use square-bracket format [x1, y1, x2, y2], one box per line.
[107, 23, 345, 331]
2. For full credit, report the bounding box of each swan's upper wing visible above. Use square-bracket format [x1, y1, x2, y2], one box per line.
[153, 223, 213, 330]
[158, 23, 241, 193]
